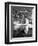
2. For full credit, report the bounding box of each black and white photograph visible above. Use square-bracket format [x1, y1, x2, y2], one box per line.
[5, 2, 37, 44]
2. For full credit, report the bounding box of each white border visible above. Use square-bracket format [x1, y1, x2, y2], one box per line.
[9, 4, 36, 42]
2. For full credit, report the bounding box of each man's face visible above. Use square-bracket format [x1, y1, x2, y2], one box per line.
[13, 12, 26, 24]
